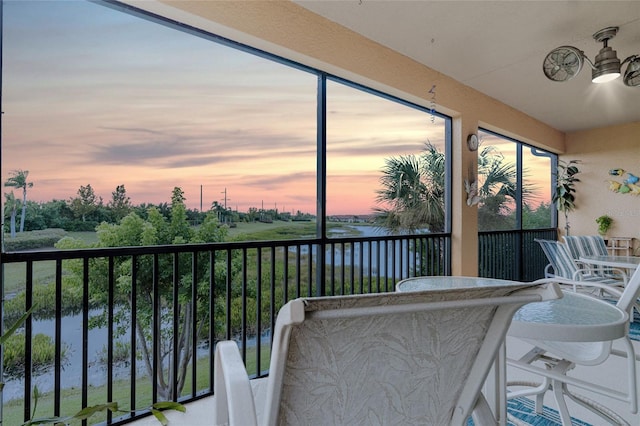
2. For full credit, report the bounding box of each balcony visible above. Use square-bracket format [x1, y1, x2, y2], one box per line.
[2, 2, 638, 425]
[1, 228, 565, 425]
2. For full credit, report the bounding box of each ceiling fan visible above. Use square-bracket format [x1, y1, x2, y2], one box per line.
[543, 26, 640, 87]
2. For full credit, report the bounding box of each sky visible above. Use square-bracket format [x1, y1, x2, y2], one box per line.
[1, 1, 547, 217]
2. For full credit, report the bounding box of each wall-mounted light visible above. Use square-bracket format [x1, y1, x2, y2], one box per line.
[542, 26, 639, 87]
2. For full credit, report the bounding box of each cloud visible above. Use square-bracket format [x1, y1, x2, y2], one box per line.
[87, 126, 315, 168]
[234, 172, 316, 190]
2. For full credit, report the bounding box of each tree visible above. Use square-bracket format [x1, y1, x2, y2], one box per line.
[4, 192, 20, 238]
[4, 169, 33, 233]
[170, 187, 192, 242]
[108, 184, 132, 222]
[522, 201, 552, 229]
[477, 146, 517, 200]
[70, 184, 100, 222]
[376, 142, 538, 233]
[374, 142, 445, 232]
[58, 187, 229, 400]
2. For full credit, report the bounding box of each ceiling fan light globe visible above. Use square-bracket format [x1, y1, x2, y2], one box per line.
[591, 46, 621, 83]
[592, 71, 621, 83]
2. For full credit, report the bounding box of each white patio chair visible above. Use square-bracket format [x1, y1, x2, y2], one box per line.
[535, 239, 624, 294]
[507, 269, 640, 425]
[563, 235, 628, 283]
[211, 283, 560, 426]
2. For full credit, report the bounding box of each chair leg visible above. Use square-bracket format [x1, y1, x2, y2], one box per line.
[535, 391, 545, 415]
[563, 390, 631, 425]
[622, 337, 638, 414]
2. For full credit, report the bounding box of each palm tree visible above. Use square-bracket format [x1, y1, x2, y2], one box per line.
[476, 145, 539, 230]
[375, 142, 536, 233]
[477, 146, 517, 200]
[374, 142, 445, 232]
[4, 169, 33, 233]
[4, 192, 20, 238]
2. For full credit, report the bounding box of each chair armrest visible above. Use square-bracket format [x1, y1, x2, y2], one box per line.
[543, 263, 554, 278]
[535, 277, 624, 300]
[576, 261, 628, 284]
[213, 341, 258, 426]
[605, 267, 628, 284]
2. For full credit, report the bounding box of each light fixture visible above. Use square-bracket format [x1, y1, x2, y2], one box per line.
[590, 27, 621, 83]
[542, 26, 640, 87]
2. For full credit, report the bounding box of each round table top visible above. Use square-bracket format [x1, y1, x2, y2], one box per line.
[509, 291, 628, 342]
[396, 276, 522, 292]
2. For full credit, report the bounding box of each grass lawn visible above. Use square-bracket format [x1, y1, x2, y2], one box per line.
[226, 220, 365, 240]
[3, 231, 99, 295]
[227, 220, 317, 240]
[66, 231, 100, 245]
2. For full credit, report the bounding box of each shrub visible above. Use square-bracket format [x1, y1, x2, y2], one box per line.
[97, 340, 137, 366]
[3, 333, 67, 376]
[62, 220, 99, 232]
[4, 281, 83, 324]
[3, 228, 67, 251]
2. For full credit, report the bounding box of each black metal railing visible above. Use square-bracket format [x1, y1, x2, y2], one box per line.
[1, 232, 450, 425]
[478, 228, 557, 281]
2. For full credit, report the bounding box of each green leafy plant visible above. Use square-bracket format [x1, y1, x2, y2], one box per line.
[595, 214, 613, 236]
[552, 159, 581, 236]
[23, 391, 185, 426]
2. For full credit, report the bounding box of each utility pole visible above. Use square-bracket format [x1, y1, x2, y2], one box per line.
[221, 188, 229, 210]
[200, 185, 203, 212]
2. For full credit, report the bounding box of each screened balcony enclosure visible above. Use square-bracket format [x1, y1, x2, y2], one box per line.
[2, 0, 639, 425]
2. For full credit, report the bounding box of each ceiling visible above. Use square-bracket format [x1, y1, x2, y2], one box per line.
[293, 1, 640, 133]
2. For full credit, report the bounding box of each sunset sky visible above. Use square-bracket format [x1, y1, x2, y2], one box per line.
[1, 1, 546, 217]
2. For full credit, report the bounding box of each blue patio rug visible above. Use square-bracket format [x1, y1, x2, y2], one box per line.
[467, 397, 592, 426]
[628, 310, 640, 341]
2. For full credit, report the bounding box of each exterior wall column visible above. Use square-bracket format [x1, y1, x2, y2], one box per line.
[451, 115, 479, 276]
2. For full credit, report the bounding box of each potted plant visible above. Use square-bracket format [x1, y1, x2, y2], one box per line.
[552, 159, 581, 236]
[595, 214, 613, 237]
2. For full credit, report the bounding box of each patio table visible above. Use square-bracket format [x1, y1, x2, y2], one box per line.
[508, 289, 628, 343]
[395, 275, 629, 425]
[507, 287, 633, 425]
[579, 254, 640, 273]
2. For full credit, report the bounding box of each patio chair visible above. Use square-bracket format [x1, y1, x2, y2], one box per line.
[212, 283, 560, 426]
[535, 239, 624, 293]
[507, 269, 640, 425]
[563, 235, 628, 283]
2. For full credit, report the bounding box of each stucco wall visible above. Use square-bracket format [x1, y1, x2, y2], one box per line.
[563, 122, 640, 254]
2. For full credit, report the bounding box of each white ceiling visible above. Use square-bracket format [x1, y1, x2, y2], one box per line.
[294, 1, 640, 133]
